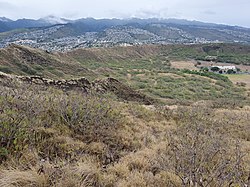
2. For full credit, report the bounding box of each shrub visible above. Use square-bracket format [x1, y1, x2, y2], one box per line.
[0, 66, 12, 74]
[211, 66, 220, 72]
[0, 84, 123, 162]
[236, 82, 247, 87]
[227, 69, 236, 74]
[158, 106, 250, 186]
[164, 124, 248, 186]
[181, 69, 230, 82]
[57, 93, 122, 143]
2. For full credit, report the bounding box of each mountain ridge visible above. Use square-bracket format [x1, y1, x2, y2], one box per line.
[1, 18, 250, 51]
[2, 16, 249, 28]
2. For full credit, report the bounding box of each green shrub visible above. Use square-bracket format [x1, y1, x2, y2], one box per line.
[0, 66, 12, 74]
[211, 66, 220, 72]
[181, 69, 230, 82]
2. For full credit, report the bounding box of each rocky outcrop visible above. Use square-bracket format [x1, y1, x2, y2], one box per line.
[18, 76, 91, 92]
[0, 73, 154, 104]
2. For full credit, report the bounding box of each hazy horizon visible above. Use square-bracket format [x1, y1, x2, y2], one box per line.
[0, 0, 249, 28]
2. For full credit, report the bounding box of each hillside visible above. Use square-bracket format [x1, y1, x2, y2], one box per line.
[0, 43, 250, 186]
[0, 44, 249, 103]
[0, 16, 66, 33]
[0, 44, 93, 79]
[1, 18, 250, 51]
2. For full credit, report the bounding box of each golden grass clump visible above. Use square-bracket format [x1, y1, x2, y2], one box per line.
[0, 168, 49, 187]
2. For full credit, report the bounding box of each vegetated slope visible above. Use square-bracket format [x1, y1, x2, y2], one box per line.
[0, 44, 249, 103]
[0, 72, 155, 105]
[0, 21, 10, 32]
[67, 43, 250, 66]
[0, 44, 249, 186]
[67, 44, 161, 62]
[1, 18, 250, 52]
[162, 43, 250, 65]
[0, 44, 161, 78]
[0, 44, 92, 79]
[0, 72, 249, 186]
[67, 44, 249, 103]
[50, 21, 250, 43]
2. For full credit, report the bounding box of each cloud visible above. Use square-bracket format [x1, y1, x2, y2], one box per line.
[0, 0, 249, 27]
[203, 10, 217, 15]
[134, 8, 169, 18]
[109, 6, 181, 19]
[0, 1, 20, 18]
[0, 1, 16, 11]
[134, 7, 182, 19]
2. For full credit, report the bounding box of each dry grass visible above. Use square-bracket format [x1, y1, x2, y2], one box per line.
[170, 60, 199, 70]
[226, 74, 250, 88]
[1, 43, 250, 186]
[157, 72, 183, 78]
[0, 79, 250, 186]
[0, 102, 249, 186]
[0, 168, 49, 187]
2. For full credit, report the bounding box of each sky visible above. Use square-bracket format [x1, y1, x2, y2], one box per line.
[0, 0, 249, 27]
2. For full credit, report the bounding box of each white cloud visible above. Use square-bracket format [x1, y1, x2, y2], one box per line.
[0, 0, 249, 27]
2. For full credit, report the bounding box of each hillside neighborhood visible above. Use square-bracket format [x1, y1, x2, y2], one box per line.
[1, 18, 250, 52]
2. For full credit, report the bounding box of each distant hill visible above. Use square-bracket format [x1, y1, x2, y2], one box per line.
[1, 17, 250, 51]
[0, 44, 92, 78]
[0, 22, 10, 32]
[0, 16, 71, 33]
[1, 43, 250, 79]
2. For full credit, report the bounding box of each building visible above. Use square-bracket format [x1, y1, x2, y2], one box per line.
[210, 66, 237, 74]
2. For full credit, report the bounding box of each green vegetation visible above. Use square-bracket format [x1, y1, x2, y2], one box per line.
[72, 54, 247, 103]
[1, 44, 248, 102]
[0, 66, 12, 74]
[164, 43, 250, 65]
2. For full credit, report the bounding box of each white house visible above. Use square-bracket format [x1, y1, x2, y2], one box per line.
[211, 66, 237, 73]
[213, 66, 236, 70]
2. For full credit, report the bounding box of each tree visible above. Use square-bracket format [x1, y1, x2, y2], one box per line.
[201, 67, 209, 72]
[211, 66, 220, 72]
[227, 69, 236, 74]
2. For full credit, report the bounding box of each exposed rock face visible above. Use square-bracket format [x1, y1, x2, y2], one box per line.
[0, 73, 154, 104]
[18, 76, 91, 92]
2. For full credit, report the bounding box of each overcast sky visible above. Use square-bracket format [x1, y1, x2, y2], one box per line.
[0, 0, 249, 27]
